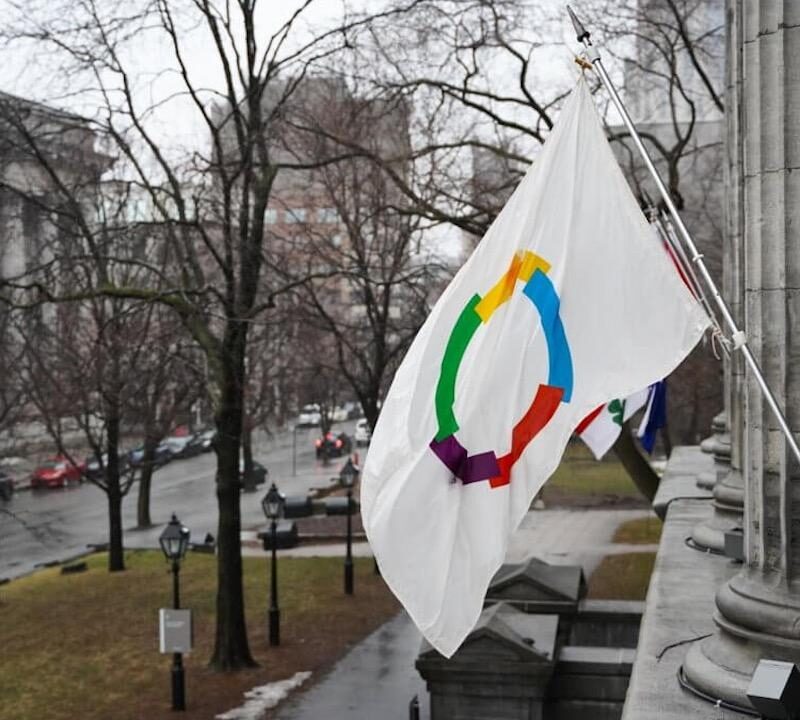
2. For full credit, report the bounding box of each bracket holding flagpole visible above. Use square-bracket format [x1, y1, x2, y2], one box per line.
[565, 4, 800, 466]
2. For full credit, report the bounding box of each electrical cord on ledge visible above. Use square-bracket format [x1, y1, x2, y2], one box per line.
[677, 665, 759, 717]
[684, 536, 726, 555]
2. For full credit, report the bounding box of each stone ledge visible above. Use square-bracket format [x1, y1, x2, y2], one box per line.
[652, 446, 715, 520]
[621, 446, 740, 720]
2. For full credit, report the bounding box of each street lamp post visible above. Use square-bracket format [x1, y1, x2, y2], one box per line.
[261, 483, 285, 646]
[159, 513, 191, 712]
[340, 459, 359, 596]
[292, 425, 299, 477]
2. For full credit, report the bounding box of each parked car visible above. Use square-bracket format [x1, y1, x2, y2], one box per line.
[331, 405, 348, 422]
[198, 429, 216, 452]
[315, 431, 352, 459]
[30, 456, 86, 489]
[343, 401, 361, 420]
[297, 404, 321, 427]
[85, 452, 130, 481]
[239, 459, 267, 487]
[128, 442, 172, 468]
[354, 418, 371, 447]
[164, 434, 205, 460]
[0, 469, 14, 501]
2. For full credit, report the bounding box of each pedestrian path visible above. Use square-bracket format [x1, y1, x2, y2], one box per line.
[273, 611, 427, 720]
[506, 508, 654, 574]
[262, 507, 655, 720]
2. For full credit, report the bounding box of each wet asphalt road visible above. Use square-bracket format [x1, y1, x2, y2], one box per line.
[0, 423, 355, 580]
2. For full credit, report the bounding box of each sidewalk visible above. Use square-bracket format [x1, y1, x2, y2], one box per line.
[274, 611, 427, 720]
[258, 507, 654, 720]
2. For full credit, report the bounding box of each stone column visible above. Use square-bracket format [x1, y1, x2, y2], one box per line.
[690, 0, 746, 552]
[684, 1, 800, 705]
[696, 411, 729, 492]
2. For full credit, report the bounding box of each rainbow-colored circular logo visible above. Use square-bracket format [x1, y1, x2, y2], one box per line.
[429, 250, 573, 488]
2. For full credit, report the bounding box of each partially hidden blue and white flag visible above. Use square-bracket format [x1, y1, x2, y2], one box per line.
[361, 77, 709, 657]
[638, 380, 668, 453]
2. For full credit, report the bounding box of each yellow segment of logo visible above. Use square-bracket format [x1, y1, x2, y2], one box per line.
[474, 251, 551, 323]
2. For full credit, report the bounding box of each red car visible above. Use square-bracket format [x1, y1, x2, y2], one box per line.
[30, 457, 86, 489]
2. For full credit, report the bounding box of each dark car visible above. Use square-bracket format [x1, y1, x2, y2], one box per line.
[128, 442, 172, 468]
[164, 434, 205, 460]
[314, 431, 352, 459]
[240, 459, 267, 487]
[198, 429, 216, 452]
[85, 452, 130, 481]
[0, 469, 14, 501]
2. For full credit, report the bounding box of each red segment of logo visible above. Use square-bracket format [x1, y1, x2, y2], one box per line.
[489, 384, 564, 488]
[574, 403, 604, 435]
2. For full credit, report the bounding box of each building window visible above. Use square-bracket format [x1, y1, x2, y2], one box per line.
[316, 207, 340, 223]
[331, 234, 343, 248]
[285, 208, 307, 223]
[265, 209, 278, 224]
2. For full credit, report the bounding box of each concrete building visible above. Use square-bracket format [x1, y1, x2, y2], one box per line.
[0, 92, 111, 452]
[622, 2, 800, 716]
[0, 91, 108, 286]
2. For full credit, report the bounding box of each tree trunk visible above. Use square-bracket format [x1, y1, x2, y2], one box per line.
[242, 425, 255, 493]
[612, 421, 660, 502]
[209, 340, 257, 671]
[106, 409, 125, 572]
[362, 393, 380, 433]
[136, 434, 159, 528]
[107, 484, 125, 571]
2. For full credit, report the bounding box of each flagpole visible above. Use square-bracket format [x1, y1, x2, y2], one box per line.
[566, 5, 800, 466]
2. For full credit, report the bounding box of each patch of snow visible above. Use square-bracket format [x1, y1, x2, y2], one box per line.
[216, 671, 312, 720]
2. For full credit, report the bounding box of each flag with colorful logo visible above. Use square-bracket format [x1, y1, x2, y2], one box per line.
[361, 78, 708, 657]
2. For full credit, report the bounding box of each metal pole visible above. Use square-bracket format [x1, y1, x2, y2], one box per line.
[292, 426, 297, 477]
[269, 519, 280, 646]
[171, 561, 186, 712]
[409, 695, 420, 720]
[344, 487, 354, 595]
[567, 5, 800, 466]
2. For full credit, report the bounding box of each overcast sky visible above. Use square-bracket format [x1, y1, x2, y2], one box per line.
[0, 0, 601, 260]
[0, 0, 587, 151]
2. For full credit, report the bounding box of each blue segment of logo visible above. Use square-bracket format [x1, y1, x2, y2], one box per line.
[523, 269, 574, 402]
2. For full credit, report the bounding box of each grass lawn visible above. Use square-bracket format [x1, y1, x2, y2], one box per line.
[0, 551, 398, 720]
[540, 441, 647, 507]
[612, 516, 663, 544]
[587, 552, 657, 601]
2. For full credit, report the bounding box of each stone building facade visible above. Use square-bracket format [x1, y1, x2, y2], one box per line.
[622, 2, 800, 715]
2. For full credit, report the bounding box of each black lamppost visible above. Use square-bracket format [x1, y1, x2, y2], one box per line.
[340, 459, 359, 595]
[292, 425, 299, 477]
[261, 483, 285, 646]
[159, 513, 191, 712]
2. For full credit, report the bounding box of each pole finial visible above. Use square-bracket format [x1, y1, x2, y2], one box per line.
[566, 5, 591, 44]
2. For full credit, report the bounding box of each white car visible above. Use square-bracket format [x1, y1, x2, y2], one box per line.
[297, 404, 321, 427]
[354, 418, 371, 447]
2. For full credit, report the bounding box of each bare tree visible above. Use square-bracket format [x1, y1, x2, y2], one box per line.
[14, 290, 153, 572]
[278, 157, 440, 433]
[128, 314, 201, 529]
[0, 0, 427, 670]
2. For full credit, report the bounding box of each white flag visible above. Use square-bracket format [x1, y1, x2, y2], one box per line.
[361, 78, 708, 657]
[576, 388, 649, 460]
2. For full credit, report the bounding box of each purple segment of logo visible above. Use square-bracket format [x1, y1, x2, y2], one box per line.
[429, 435, 500, 485]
